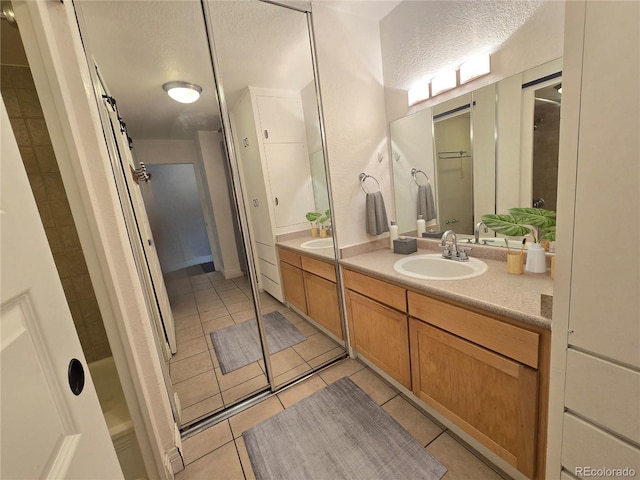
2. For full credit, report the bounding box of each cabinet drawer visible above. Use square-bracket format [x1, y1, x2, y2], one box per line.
[565, 349, 640, 444]
[562, 413, 640, 475]
[343, 268, 406, 312]
[278, 247, 301, 267]
[301, 256, 336, 282]
[408, 291, 539, 368]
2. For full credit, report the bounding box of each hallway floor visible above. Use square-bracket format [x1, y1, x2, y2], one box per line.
[175, 358, 506, 480]
[164, 265, 346, 425]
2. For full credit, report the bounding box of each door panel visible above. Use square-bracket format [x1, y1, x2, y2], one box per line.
[0, 98, 122, 479]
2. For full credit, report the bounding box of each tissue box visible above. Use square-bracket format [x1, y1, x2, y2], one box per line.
[393, 238, 417, 255]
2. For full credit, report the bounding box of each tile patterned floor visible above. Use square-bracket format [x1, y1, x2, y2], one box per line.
[175, 358, 507, 480]
[164, 265, 346, 425]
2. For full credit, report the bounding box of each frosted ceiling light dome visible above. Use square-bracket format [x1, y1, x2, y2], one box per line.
[162, 81, 202, 104]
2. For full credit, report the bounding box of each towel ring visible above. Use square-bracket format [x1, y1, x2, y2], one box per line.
[359, 173, 380, 194]
[411, 168, 430, 186]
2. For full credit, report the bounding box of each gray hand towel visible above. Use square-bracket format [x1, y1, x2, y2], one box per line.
[366, 191, 389, 236]
[418, 183, 437, 222]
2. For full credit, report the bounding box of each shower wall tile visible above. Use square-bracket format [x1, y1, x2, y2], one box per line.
[1, 63, 111, 363]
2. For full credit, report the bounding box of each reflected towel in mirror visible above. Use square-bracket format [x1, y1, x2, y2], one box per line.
[366, 191, 389, 235]
[418, 183, 437, 222]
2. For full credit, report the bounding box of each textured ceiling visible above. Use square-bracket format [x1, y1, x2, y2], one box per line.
[77, 1, 314, 140]
[380, 0, 544, 90]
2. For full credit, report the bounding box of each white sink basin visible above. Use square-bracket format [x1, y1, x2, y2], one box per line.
[300, 238, 334, 249]
[394, 254, 487, 281]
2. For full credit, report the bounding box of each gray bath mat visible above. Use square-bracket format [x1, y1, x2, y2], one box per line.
[244, 377, 447, 480]
[211, 311, 305, 374]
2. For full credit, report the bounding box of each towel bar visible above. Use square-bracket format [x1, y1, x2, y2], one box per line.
[359, 173, 380, 194]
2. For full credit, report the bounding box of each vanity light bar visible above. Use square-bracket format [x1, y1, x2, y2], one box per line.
[430, 70, 457, 96]
[459, 53, 491, 84]
[407, 83, 430, 106]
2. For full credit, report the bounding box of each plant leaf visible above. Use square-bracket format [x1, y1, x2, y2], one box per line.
[508, 208, 556, 228]
[306, 212, 321, 222]
[481, 214, 532, 237]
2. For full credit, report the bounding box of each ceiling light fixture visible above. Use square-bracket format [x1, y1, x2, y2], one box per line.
[162, 81, 202, 104]
[459, 53, 491, 84]
[431, 70, 457, 96]
[407, 82, 430, 106]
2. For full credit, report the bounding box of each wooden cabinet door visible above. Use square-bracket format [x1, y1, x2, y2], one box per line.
[304, 272, 343, 340]
[410, 318, 538, 478]
[346, 290, 411, 389]
[280, 262, 307, 314]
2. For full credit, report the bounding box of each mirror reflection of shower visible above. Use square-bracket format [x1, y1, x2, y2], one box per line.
[532, 83, 561, 211]
[434, 110, 473, 235]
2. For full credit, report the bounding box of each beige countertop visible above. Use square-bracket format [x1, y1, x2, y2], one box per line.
[276, 236, 337, 262]
[339, 245, 553, 330]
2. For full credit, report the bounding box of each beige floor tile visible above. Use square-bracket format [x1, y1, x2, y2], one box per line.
[181, 395, 224, 425]
[176, 324, 204, 344]
[228, 396, 283, 438]
[217, 287, 243, 298]
[193, 287, 217, 300]
[349, 368, 397, 405]
[261, 303, 290, 315]
[382, 396, 444, 446]
[273, 363, 312, 388]
[176, 441, 243, 480]
[174, 314, 201, 331]
[307, 346, 347, 369]
[221, 374, 269, 406]
[267, 347, 306, 377]
[197, 302, 227, 316]
[426, 433, 503, 480]
[293, 332, 340, 362]
[172, 336, 208, 362]
[317, 358, 365, 384]
[174, 370, 220, 408]
[277, 374, 327, 408]
[213, 280, 241, 292]
[173, 304, 200, 319]
[227, 300, 254, 314]
[282, 310, 305, 324]
[182, 421, 233, 465]
[215, 362, 264, 392]
[234, 436, 256, 480]
[230, 308, 256, 323]
[171, 351, 214, 385]
[201, 315, 235, 338]
[293, 319, 319, 337]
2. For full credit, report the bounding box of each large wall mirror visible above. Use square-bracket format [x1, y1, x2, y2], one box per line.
[390, 64, 562, 242]
[383, 1, 563, 244]
[73, 0, 344, 430]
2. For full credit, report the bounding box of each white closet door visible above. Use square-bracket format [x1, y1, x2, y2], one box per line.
[256, 95, 306, 144]
[264, 143, 315, 228]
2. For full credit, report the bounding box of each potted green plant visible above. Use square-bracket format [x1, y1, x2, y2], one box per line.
[318, 209, 331, 238]
[306, 211, 322, 237]
[481, 208, 556, 273]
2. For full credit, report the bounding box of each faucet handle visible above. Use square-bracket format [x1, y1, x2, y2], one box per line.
[458, 246, 472, 261]
[440, 244, 452, 259]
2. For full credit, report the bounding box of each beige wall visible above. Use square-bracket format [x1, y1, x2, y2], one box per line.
[311, 2, 391, 249]
[1, 63, 111, 363]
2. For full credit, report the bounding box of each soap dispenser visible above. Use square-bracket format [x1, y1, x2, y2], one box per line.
[416, 215, 426, 237]
[389, 221, 399, 249]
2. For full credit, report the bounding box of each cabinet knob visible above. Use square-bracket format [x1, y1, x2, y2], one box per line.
[275, 197, 279, 206]
[264, 130, 269, 139]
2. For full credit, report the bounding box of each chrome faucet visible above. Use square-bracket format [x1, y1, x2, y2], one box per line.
[474, 221, 488, 244]
[440, 230, 458, 259]
[441, 229, 472, 261]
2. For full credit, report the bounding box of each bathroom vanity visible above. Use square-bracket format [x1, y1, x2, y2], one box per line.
[276, 238, 343, 341]
[340, 244, 552, 479]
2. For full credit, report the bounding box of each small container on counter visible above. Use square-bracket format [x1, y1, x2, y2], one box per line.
[393, 237, 417, 255]
[389, 221, 399, 250]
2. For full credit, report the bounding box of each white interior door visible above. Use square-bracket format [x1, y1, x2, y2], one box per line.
[0, 97, 123, 479]
[96, 75, 177, 357]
